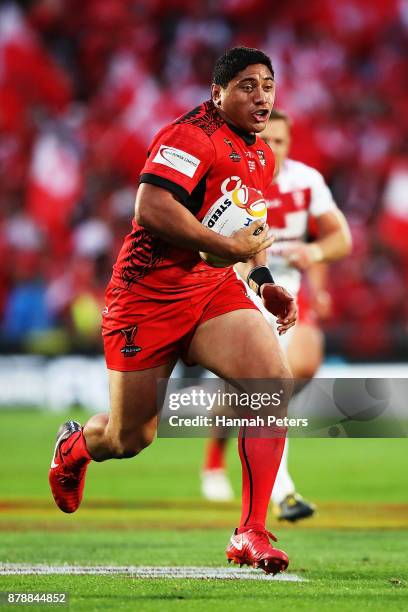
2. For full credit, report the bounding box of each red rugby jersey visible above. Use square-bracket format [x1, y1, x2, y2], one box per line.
[111, 100, 275, 298]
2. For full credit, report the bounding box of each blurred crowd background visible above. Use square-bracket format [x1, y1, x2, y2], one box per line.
[0, 0, 407, 361]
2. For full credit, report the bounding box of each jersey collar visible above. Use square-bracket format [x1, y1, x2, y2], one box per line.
[226, 122, 256, 146]
[209, 99, 256, 146]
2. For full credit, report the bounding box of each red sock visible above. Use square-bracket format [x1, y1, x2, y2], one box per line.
[203, 438, 227, 471]
[238, 425, 287, 533]
[59, 430, 91, 469]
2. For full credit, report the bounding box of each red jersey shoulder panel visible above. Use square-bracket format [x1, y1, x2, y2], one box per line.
[140, 102, 221, 202]
[174, 100, 225, 137]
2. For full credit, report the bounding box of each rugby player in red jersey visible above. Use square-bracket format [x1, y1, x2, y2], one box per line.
[48, 47, 297, 575]
[202, 109, 351, 520]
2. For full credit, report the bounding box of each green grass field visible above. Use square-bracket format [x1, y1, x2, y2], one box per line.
[0, 409, 407, 611]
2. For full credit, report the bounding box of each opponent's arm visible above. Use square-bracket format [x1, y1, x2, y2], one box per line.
[282, 209, 352, 270]
[306, 262, 333, 320]
[135, 183, 273, 262]
[310, 208, 352, 262]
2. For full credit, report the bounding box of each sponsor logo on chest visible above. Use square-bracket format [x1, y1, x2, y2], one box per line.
[153, 145, 200, 177]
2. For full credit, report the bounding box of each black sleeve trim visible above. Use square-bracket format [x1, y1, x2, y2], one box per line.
[139, 173, 190, 204]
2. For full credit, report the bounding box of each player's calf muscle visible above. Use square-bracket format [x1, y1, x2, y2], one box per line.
[86, 366, 170, 460]
[83, 413, 156, 461]
[84, 420, 155, 461]
[108, 436, 145, 460]
[105, 426, 152, 459]
[82, 414, 110, 461]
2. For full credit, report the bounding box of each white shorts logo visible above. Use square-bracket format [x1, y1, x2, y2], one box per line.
[153, 145, 200, 178]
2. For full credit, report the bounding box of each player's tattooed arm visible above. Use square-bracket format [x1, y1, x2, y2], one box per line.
[135, 184, 273, 262]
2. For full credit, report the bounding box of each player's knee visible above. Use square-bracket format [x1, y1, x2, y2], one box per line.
[268, 363, 293, 389]
[277, 364, 293, 382]
[270, 365, 294, 418]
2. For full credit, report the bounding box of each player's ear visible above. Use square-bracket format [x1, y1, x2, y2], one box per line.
[211, 84, 222, 107]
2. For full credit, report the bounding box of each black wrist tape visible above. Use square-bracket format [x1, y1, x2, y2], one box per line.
[247, 265, 275, 296]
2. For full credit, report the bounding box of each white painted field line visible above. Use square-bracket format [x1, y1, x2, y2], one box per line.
[0, 564, 306, 582]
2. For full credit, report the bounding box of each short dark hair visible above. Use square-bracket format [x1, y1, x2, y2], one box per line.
[213, 46, 274, 88]
[268, 108, 291, 127]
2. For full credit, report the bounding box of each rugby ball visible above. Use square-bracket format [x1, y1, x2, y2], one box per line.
[199, 177, 267, 267]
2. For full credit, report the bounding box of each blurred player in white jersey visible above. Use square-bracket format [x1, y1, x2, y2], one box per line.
[202, 109, 352, 521]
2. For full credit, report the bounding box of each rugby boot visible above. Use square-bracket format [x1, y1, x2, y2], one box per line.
[48, 420, 90, 513]
[226, 528, 289, 575]
[274, 493, 316, 522]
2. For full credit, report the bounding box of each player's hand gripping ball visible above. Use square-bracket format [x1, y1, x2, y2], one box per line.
[200, 177, 267, 267]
